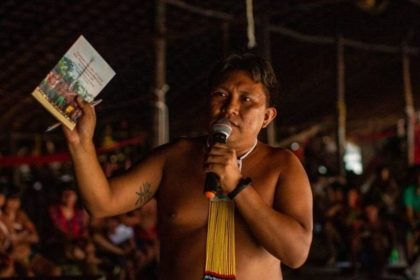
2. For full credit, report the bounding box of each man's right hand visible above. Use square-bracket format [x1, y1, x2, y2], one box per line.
[63, 97, 97, 147]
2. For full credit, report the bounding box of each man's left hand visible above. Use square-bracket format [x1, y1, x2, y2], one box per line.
[204, 143, 242, 193]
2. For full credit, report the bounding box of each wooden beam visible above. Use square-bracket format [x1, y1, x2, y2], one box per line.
[337, 36, 346, 176]
[402, 44, 415, 165]
[154, 0, 169, 146]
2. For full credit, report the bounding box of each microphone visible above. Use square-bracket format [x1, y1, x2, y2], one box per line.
[204, 118, 232, 199]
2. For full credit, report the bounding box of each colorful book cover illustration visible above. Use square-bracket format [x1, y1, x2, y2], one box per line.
[32, 35, 115, 130]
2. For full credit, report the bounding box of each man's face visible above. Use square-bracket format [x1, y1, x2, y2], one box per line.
[209, 70, 276, 146]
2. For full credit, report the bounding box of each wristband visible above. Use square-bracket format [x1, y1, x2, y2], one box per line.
[228, 177, 252, 200]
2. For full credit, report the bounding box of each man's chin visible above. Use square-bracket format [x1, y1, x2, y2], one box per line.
[227, 134, 240, 144]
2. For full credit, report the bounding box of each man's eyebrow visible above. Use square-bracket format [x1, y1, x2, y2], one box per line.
[212, 86, 228, 91]
[239, 87, 259, 94]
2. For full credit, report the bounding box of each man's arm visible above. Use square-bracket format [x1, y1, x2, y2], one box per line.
[233, 150, 313, 268]
[206, 144, 313, 268]
[63, 98, 165, 218]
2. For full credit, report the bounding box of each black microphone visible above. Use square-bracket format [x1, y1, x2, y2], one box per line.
[204, 118, 232, 199]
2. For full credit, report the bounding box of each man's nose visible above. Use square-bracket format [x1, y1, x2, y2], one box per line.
[222, 97, 239, 115]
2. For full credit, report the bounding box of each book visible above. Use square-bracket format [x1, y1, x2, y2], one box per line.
[32, 35, 116, 130]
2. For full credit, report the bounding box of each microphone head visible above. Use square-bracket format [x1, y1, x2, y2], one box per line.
[211, 118, 232, 140]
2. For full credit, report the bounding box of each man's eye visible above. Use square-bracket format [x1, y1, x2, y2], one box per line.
[241, 96, 252, 102]
[212, 91, 226, 97]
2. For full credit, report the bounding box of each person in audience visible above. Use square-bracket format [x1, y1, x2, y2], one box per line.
[0, 186, 13, 277]
[0, 190, 60, 276]
[48, 186, 89, 241]
[47, 186, 91, 275]
[324, 184, 364, 269]
[323, 179, 346, 265]
[357, 201, 397, 277]
[402, 166, 420, 278]
[365, 165, 401, 219]
[91, 216, 139, 280]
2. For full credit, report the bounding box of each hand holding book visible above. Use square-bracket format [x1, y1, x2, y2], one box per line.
[61, 96, 99, 147]
[45, 98, 103, 132]
[32, 35, 115, 130]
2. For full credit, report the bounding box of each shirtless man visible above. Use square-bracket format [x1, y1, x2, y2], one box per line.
[63, 53, 313, 279]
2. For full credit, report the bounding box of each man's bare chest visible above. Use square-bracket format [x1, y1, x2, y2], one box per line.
[156, 153, 279, 229]
[157, 158, 210, 231]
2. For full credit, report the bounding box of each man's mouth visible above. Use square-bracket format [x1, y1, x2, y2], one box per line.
[228, 120, 239, 128]
[211, 116, 239, 129]
[222, 118, 239, 128]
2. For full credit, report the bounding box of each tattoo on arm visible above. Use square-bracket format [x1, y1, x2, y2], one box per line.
[135, 182, 152, 206]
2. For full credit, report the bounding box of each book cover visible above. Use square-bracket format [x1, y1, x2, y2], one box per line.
[32, 35, 116, 130]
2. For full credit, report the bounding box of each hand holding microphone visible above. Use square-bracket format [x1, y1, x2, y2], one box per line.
[204, 118, 232, 199]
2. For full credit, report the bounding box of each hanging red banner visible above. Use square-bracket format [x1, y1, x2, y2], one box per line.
[0, 134, 147, 167]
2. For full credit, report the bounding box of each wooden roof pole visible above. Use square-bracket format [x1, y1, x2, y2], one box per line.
[337, 36, 346, 177]
[154, 0, 169, 147]
[402, 43, 415, 166]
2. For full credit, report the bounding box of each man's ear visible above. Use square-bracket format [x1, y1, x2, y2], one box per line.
[262, 107, 277, 128]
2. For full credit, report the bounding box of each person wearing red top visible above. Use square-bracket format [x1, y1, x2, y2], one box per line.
[47, 187, 91, 273]
[48, 187, 88, 240]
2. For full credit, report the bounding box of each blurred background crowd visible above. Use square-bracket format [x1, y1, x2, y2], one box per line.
[0, 130, 159, 279]
[0, 124, 419, 280]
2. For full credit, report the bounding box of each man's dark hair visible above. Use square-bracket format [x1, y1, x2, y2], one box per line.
[208, 53, 279, 107]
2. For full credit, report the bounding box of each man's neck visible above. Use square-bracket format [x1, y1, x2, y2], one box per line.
[232, 140, 258, 158]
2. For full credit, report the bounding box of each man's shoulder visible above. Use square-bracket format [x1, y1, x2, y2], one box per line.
[152, 136, 206, 157]
[256, 143, 305, 175]
[167, 136, 205, 149]
[173, 135, 206, 146]
[259, 143, 298, 161]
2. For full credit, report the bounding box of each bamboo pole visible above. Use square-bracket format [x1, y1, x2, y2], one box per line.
[402, 44, 415, 165]
[337, 36, 346, 176]
[154, 0, 169, 147]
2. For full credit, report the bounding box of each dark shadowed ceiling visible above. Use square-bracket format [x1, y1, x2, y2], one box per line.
[1, 0, 420, 149]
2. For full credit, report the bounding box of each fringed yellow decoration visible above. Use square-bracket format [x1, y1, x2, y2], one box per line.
[204, 197, 236, 280]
